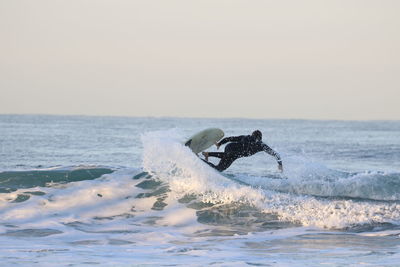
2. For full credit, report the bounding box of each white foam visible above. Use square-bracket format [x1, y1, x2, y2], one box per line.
[141, 130, 266, 206]
[141, 130, 400, 230]
[0, 170, 144, 225]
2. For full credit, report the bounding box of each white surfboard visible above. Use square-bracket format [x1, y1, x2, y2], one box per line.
[184, 128, 224, 154]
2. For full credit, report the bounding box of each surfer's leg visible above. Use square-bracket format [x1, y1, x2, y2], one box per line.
[215, 154, 238, 172]
[201, 159, 219, 169]
[202, 152, 209, 161]
[207, 152, 225, 158]
[201, 157, 234, 172]
[202, 152, 225, 162]
[201, 153, 236, 172]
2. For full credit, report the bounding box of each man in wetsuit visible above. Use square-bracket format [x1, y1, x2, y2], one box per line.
[202, 130, 283, 172]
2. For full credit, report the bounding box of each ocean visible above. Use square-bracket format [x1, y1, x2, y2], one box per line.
[0, 114, 399, 266]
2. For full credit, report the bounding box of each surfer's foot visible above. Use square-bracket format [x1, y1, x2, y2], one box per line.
[202, 152, 209, 161]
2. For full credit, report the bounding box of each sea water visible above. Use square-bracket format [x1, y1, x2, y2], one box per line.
[0, 114, 399, 266]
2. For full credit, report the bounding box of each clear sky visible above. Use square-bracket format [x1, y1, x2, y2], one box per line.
[1, 0, 399, 120]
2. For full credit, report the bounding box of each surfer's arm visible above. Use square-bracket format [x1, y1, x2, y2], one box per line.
[217, 135, 246, 146]
[262, 144, 283, 169]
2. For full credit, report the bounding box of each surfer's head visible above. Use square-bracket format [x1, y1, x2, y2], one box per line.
[252, 130, 262, 141]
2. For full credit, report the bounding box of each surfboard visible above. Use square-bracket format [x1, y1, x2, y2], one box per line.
[184, 128, 224, 154]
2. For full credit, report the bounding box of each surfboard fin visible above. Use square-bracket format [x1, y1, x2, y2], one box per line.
[184, 139, 192, 147]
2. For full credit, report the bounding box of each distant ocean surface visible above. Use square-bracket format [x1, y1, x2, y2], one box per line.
[1, 114, 400, 266]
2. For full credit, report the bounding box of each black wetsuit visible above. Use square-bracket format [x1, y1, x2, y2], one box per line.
[205, 135, 282, 172]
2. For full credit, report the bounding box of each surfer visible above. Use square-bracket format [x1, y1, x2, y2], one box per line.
[202, 130, 283, 172]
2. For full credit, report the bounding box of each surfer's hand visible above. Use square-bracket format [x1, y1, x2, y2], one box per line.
[215, 143, 220, 150]
[278, 164, 283, 172]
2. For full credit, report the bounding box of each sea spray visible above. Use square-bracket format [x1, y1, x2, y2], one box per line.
[141, 130, 266, 207]
[141, 130, 400, 229]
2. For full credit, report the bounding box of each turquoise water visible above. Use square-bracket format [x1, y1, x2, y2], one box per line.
[1, 114, 400, 266]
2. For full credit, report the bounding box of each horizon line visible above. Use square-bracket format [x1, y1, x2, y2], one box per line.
[1, 112, 399, 123]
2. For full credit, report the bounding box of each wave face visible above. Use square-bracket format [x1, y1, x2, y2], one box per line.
[0, 167, 114, 192]
[1, 115, 400, 266]
[140, 130, 400, 230]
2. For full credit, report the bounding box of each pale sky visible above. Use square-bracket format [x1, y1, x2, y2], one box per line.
[0, 0, 399, 120]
